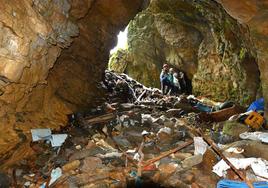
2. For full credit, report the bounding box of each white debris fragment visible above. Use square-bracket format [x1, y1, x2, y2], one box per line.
[126, 149, 136, 153]
[187, 95, 196, 100]
[141, 130, 149, 136]
[50, 134, 68, 147]
[31, 129, 68, 147]
[157, 127, 171, 136]
[31, 129, 51, 142]
[240, 132, 268, 143]
[49, 167, 62, 186]
[194, 137, 208, 155]
[133, 153, 140, 161]
[213, 158, 268, 179]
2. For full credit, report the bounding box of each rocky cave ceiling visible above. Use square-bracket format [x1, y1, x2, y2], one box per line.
[0, 0, 267, 157]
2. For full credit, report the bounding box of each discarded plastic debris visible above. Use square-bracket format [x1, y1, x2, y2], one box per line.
[244, 111, 264, 129]
[213, 158, 268, 179]
[240, 132, 268, 143]
[50, 134, 68, 147]
[217, 180, 268, 188]
[31, 129, 51, 142]
[194, 137, 208, 155]
[247, 98, 264, 112]
[31, 128, 67, 147]
[49, 167, 62, 186]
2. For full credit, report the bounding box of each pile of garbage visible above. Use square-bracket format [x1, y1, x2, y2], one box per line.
[2, 70, 268, 188]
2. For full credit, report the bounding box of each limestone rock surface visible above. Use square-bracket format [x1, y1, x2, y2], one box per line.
[0, 0, 143, 157]
[216, 0, 268, 119]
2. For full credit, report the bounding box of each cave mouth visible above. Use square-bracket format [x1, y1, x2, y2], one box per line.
[110, 26, 128, 55]
[108, 23, 193, 95]
[107, 0, 260, 106]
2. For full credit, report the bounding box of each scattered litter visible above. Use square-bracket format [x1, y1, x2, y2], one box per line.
[31, 129, 51, 142]
[217, 179, 268, 188]
[194, 137, 208, 155]
[244, 111, 264, 129]
[50, 134, 68, 147]
[240, 132, 268, 143]
[141, 130, 149, 136]
[247, 98, 264, 112]
[213, 158, 268, 179]
[49, 167, 62, 186]
[31, 129, 67, 147]
[12, 70, 268, 187]
[133, 153, 140, 161]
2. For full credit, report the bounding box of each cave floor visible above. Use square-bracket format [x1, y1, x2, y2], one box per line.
[1, 71, 267, 188]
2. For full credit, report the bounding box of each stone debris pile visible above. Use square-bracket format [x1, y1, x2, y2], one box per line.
[1, 70, 268, 188]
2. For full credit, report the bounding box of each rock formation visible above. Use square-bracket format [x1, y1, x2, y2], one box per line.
[0, 0, 143, 157]
[216, 0, 268, 124]
[109, 0, 260, 106]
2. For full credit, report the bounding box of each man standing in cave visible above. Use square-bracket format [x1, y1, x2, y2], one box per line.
[160, 64, 171, 95]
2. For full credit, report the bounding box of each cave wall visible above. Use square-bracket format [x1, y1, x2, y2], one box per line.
[109, 0, 260, 105]
[0, 0, 143, 157]
[215, 0, 268, 122]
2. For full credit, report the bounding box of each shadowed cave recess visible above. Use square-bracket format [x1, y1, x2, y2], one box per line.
[0, 0, 268, 187]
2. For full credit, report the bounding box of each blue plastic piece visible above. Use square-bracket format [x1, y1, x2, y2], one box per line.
[194, 102, 212, 112]
[247, 98, 264, 112]
[217, 179, 268, 188]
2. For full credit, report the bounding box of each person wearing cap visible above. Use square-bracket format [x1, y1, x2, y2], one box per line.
[160, 64, 171, 95]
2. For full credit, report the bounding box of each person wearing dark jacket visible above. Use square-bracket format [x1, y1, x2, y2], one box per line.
[160, 64, 171, 95]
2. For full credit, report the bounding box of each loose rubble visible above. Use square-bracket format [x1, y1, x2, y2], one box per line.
[1, 70, 268, 188]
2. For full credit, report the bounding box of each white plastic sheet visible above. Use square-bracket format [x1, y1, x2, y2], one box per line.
[50, 134, 68, 147]
[240, 132, 268, 143]
[31, 129, 51, 142]
[213, 157, 268, 179]
[194, 137, 208, 155]
[31, 128, 68, 147]
[49, 167, 62, 186]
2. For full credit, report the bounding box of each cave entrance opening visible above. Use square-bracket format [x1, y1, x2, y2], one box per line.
[108, 24, 192, 95]
[110, 26, 128, 55]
